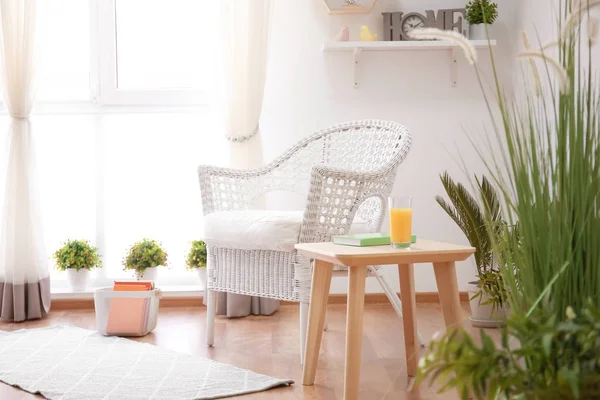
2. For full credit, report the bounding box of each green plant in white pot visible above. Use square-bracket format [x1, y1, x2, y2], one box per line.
[186, 240, 207, 289]
[436, 172, 508, 327]
[465, 0, 498, 40]
[123, 238, 168, 281]
[54, 240, 102, 291]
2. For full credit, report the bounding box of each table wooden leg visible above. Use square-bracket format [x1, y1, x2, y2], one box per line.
[302, 259, 333, 386]
[398, 263, 419, 376]
[344, 266, 367, 400]
[433, 261, 463, 328]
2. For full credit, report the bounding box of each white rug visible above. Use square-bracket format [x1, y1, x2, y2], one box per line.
[0, 325, 293, 400]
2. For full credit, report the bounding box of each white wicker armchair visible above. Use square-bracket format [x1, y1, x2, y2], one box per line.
[198, 120, 412, 362]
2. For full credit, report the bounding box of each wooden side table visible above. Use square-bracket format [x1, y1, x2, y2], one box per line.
[295, 239, 475, 400]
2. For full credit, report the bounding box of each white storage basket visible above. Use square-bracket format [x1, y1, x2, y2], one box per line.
[94, 287, 161, 336]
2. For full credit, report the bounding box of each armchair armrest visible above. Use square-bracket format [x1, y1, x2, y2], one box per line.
[298, 165, 396, 243]
[198, 145, 319, 214]
[198, 165, 270, 214]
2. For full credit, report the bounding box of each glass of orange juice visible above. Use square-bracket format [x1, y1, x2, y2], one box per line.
[389, 196, 412, 249]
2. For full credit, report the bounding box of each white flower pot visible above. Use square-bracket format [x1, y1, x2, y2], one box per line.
[66, 269, 90, 292]
[138, 266, 159, 281]
[469, 23, 490, 40]
[197, 268, 207, 290]
[468, 281, 507, 328]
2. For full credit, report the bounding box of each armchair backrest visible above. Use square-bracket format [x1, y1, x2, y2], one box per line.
[280, 120, 412, 244]
[267, 120, 411, 196]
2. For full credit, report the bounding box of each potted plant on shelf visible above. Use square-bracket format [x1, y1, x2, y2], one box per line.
[185, 240, 207, 289]
[123, 238, 168, 281]
[436, 172, 508, 327]
[54, 240, 102, 291]
[465, 0, 498, 40]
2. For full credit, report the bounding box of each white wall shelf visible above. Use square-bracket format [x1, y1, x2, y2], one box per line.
[322, 40, 497, 88]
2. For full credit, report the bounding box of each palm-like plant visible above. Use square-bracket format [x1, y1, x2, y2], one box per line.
[435, 172, 506, 308]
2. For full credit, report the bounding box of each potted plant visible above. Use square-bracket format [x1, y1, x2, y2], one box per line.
[123, 238, 168, 280]
[465, 0, 498, 40]
[436, 172, 508, 327]
[419, 302, 600, 398]
[54, 240, 102, 291]
[185, 240, 207, 289]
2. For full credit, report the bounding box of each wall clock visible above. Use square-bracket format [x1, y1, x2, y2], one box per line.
[323, 0, 378, 15]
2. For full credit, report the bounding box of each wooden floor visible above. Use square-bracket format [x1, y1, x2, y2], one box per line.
[0, 303, 476, 400]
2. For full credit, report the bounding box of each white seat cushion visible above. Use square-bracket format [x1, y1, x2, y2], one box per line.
[203, 210, 370, 253]
[203, 210, 303, 252]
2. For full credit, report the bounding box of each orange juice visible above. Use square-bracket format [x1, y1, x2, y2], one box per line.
[390, 208, 412, 244]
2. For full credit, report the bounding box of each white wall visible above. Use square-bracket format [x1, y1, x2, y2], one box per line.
[261, 0, 522, 294]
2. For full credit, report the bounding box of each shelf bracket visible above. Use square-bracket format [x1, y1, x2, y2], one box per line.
[450, 47, 458, 88]
[353, 47, 362, 88]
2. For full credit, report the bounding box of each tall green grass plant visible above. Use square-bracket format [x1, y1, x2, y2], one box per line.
[411, 1, 600, 397]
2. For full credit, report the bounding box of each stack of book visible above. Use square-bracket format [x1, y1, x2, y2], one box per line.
[105, 280, 155, 336]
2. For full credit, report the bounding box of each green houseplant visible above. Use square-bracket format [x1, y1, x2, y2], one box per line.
[419, 301, 600, 399]
[54, 239, 102, 291]
[409, 0, 600, 397]
[465, 0, 498, 39]
[186, 240, 207, 288]
[123, 238, 168, 280]
[435, 172, 508, 326]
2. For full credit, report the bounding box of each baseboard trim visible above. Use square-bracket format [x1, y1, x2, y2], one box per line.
[51, 291, 469, 310]
[52, 299, 95, 310]
[51, 296, 203, 310]
[320, 291, 470, 305]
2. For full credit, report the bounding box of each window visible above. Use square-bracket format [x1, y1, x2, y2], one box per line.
[28, 1, 223, 289]
[34, 115, 97, 282]
[100, 113, 215, 282]
[96, 0, 217, 105]
[36, 0, 217, 105]
[114, 0, 207, 90]
[37, 0, 91, 101]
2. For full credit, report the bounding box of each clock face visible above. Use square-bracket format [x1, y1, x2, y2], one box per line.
[401, 13, 426, 38]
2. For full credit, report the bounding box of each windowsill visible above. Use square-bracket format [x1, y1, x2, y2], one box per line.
[51, 285, 204, 300]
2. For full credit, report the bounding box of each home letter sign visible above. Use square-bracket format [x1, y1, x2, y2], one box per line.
[383, 8, 466, 41]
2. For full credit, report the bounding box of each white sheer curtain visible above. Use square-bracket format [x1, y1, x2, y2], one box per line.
[219, 0, 270, 170]
[213, 0, 276, 317]
[0, 0, 50, 322]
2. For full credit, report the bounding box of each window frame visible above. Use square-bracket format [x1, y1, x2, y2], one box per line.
[92, 0, 207, 106]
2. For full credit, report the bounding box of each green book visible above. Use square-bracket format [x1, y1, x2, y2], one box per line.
[333, 233, 391, 247]
[333, 233, 417, 247]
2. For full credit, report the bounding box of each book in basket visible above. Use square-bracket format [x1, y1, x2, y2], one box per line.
[105, 281, 154, 336]
[333, 233, 391, 247]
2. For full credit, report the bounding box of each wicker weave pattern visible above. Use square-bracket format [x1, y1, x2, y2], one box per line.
[207, 248, 311, 302]
[198, 120, 411, 302]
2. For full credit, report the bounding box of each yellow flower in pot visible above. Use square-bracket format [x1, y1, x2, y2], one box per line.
[54, 240, 102, 291]
[123, 238, 168, 281]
